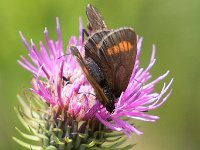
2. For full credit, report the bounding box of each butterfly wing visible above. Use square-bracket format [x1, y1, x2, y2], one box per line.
[84, 30, 110, 67]
[70, 46, 113, 108]
[97, 27, 137, 97]
[86, 4, 107, 31]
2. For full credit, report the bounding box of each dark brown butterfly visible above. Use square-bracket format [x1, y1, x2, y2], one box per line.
[70, 4, 137, 112]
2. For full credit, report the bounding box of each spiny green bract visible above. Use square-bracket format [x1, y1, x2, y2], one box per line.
[13, 92, 134, 150]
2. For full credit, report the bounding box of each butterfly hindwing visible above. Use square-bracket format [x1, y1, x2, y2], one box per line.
[97, 27, 137, 96]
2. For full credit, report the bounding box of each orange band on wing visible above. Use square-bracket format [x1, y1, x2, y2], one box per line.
[107, 41, 133, 55]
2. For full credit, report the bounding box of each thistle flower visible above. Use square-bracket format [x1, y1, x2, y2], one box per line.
[13, 17, 173, 150]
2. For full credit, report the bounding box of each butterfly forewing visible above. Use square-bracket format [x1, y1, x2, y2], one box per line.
[84, 30, 110, 68]
[98, 27, 137, 96]
[70, 46, 112, 109]
[86, 4, 107, 31]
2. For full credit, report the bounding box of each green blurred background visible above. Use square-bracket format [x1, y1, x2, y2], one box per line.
[0, 0, 199, 149]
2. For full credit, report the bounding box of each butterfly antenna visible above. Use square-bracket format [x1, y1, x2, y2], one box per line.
[133, 78, 142, 83]
[125, 78, 145, 101]
[57, 53, 70, 60]
[133, 78, 145, 90]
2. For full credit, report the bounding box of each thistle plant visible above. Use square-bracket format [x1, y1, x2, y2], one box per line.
[13, 15, 173, 150]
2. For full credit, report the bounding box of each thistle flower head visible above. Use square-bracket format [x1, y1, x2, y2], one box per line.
[14, 17, 173, 149]
[18, 18, 97, 121]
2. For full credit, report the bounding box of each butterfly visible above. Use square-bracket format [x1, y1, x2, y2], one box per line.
[70, 4, 137, 113]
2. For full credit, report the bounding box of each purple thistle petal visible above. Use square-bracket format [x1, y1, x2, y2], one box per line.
[18, 56, 37, 74]
[44, 28, 55, 57]
[30, 39, 40, 60]
[56, 61, 64, 106]
[112, 117, 143, 136]
[56, 17, 62, 53]
[19, 31, 31, 51]
[69, 36, 77, 46]
[95, 113, 123, 132]
[31, 76, 55, 105]
[40, 42, 52, 72]
[28, 50, 40, 67]
[78, 17, 83, 45]
[151, 44, 156, 62]
[83, 102, 100, 120]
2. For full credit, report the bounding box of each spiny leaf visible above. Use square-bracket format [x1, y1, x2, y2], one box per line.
[91, 144, 134, 150]
[28, 126, 37, 135]
[107, 136, 127, 148]
[53, 135, 65, 145]
[26, 124, 48, 140]
[30, 100, 49, 116]
[52, 128, 62, 134]
[18, 107, 46, 124]
[17, 95, 30, 113]
[103, 136, 121, 143]
[90, 139, 104, 145]
[78, 133, 87, 138]
[14, 107, 32, 131]
[64, 137, 72, 143]
[33, 132, 49, 140]
[16, 106, 41, 129]
[104, 132, 123, 138]
[13, 137, 42, 150]
[45, 146, 57, 150]
[114, 144, 135, 150]
[15, 127, 40, 141]
[38, 124, 48, 133]
[29, 104, 41, 120]
[84, 140, 96, 148]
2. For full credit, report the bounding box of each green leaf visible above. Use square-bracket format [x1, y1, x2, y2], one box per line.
[78, 133, 87, 138]
[52, 128, 63, 135]
[104, 132, 123, 138]
[28, 126, 49, 140]
[35, 133, 49, 140]
[114, 144, 135, 150]
[45, 146, 57, 150]
[15, 127, 40, 141]
[104, 137, 121, 143]
[17, 95, 30, 113]
[91, 144, 135, 150]
[53, 136, 65, 145]
[84, 140, 96, 148]
[13, 137, 42, 150]
[64, 137, 72, 143]
[14, 107, 32, 131]
[108, 137, 127, 148]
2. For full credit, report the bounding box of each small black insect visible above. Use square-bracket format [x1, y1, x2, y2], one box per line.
[62, 76, 70, 86]
[70, 4, 137, 113]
